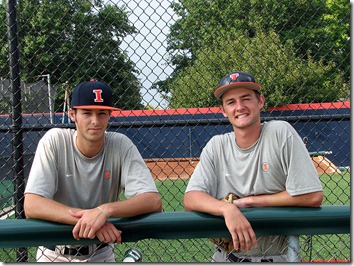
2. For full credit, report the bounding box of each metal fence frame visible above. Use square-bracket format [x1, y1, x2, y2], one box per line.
[0, 0, 350, 263]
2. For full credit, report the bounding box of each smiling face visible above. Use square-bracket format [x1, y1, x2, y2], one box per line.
[220, 87, 264, 131]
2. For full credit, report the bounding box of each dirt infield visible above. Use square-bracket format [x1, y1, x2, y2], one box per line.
[145, 156, 340, 180]
[312, 156, 341, 174]
[144, 158, 199, 180]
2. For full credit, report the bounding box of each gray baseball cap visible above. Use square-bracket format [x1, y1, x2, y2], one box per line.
[214, 71, 261, 99]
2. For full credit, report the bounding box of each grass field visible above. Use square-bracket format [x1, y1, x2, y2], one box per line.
[0, 171, 350, 262]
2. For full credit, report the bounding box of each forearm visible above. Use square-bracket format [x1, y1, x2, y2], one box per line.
[24, 193, 81, 225]
[100, 192, 162, 218]
[184, 191, 240, 217]
[235, 190, 323, 208]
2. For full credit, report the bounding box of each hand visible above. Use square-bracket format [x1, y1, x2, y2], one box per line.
[223, 204, 257, 252]
[96, 221, 122, 244]
[232, 197, 252, 208]
[70, 208, 107, 240]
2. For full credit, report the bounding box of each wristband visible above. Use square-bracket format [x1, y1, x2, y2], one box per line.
[97, 206, 109, 218]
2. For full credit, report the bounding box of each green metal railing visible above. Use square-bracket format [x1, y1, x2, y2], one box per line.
[1, 205, 349, 248]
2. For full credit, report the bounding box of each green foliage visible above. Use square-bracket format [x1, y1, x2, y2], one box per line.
[159, 0, 350, 108]
[166, 30, 348, 108]
[0, 0, 143, 111]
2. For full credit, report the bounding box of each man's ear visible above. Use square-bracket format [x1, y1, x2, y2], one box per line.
[69, 108, 76, 123]
[259, 95, 265, 111]
[220, 105, 228, 118]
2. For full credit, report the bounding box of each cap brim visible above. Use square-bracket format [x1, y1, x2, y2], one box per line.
[214, 82, 261, 99]
[72, 105, 121, 111]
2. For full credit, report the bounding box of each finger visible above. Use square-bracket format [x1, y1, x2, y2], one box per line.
[232, 235, 240, 251]
[115, 230, 122, 244]
[242, 232, 252, 252]
[96, 231, 105, 242]
[104, 227, 116, 243]
[100, 230, 113, 242]
[80, 223, 91, 238]
[83, 223, 98, 239]
[104, 223, 121, 243]
[250, 229, 258, 248]
[72, 219, 81, 240]
[87, 227, 97, 239]
[237, 232, 246, 251]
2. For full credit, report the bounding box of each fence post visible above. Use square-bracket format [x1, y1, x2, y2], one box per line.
[6, 0, 27, 262]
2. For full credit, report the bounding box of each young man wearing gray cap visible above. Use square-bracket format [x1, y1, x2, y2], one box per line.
[24, 80, 162, 262]
[184, 71, 323, 262]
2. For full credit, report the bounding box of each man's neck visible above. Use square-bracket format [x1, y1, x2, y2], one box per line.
[76, 137, 104, 158]
[233, 124, 262, 149]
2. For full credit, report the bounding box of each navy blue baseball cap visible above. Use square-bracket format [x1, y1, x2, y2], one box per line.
[70, 80, 120, 110]
[214, 71, 261, 99]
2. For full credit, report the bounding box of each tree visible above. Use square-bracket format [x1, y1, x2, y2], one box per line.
[0, 0, 143, 112]
[156, 0, 350, 107]
[165, 31, 348, 109]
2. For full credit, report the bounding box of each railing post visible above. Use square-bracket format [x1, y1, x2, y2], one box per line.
[287, 235, 301, 262]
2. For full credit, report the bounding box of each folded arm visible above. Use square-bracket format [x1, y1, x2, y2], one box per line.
[24, 193, 81, 224]
[71, 192, 162, 241]
[233, 190, 323, 208]
[24, 192, 162, 244]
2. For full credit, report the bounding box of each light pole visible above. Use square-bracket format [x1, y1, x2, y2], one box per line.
[42, 74, 54, 124]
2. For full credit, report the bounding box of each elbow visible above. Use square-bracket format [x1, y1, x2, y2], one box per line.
[183, 200, 191, 211]
[183, 194, 193, 211]
[23, 199, 34, 219]
[153, 194, 163, 213]
[23, 193, 43, 219]
[156, 200, 163, 213]
[184, 206, 192, 211]
[310, 191, 324, 207]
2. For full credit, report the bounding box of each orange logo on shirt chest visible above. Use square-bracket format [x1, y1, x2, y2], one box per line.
[104, 171, 111, 179]
[262, 162, 270, 172]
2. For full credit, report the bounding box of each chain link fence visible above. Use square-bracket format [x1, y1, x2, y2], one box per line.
[0, 0, 350, 262]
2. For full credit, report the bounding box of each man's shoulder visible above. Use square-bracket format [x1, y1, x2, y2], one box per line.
[206, 132, 234, 147]
[210, 132, 234, 141]
[105, 131, 134, 146]
[43, 127, 73, 139]
[264, 120, 293, 131]
[265, 120, 290, 126]
[263, 120, 298, 138]
[105, 131, 130, 140]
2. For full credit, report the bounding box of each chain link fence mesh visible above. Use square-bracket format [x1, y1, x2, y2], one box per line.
[0, 0, 350, 262]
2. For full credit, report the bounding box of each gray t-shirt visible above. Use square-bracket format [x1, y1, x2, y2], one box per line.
[186, 120, 323, 256]
[25, 128, 158, 209]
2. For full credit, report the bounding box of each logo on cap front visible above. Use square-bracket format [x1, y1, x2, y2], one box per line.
[230, 73, 239, 82]
[93, 89, 104, 103]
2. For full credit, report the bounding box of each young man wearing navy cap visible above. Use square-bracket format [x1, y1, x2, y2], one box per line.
[184, 71, 323, 262]
[24, 80, 162, 262]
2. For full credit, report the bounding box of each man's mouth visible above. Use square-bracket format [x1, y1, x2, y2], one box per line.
[236, 114, 248, 119]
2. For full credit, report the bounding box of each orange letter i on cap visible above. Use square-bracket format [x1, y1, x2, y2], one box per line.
[93, 89, 104, 102]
